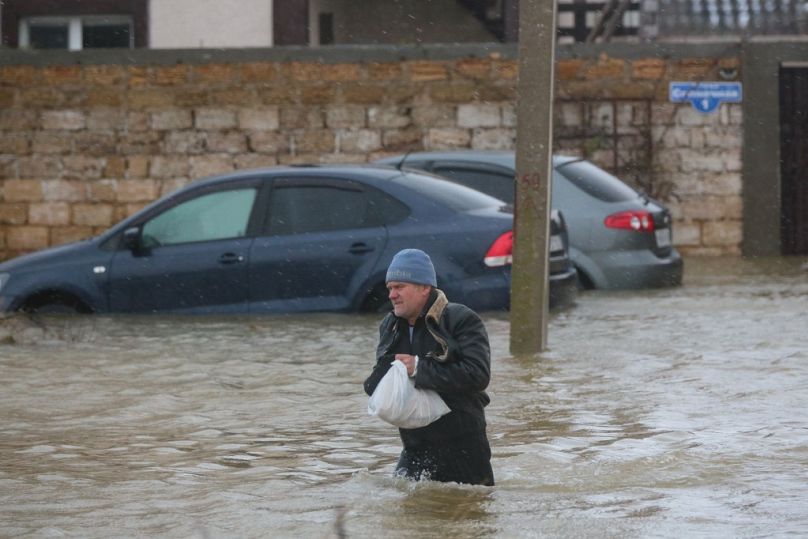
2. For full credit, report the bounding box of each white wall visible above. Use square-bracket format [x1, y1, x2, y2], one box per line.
[149, 0, 273, 49]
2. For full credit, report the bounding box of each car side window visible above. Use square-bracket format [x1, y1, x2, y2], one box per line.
[433, 167, 514, 203]
[268, 183, 406, 235]
[142, 188, 257, 247]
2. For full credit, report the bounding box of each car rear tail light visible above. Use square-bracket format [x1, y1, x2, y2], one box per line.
[484, 231, 513, 267]
[604, 210, 655, 232]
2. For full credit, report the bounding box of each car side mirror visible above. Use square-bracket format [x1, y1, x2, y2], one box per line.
[122, 226, 142, 252]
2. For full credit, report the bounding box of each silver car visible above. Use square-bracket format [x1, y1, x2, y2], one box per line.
[377, 151, 683, 290]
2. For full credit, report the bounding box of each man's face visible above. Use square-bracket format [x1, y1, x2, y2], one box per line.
[387, 281, 431, 323]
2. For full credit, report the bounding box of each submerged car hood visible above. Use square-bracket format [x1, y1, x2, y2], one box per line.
[0, 237, 100, 273]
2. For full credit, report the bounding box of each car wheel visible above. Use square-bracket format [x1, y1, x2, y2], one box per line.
[575, 269, 594, 290]
[29, 302, 84, 314]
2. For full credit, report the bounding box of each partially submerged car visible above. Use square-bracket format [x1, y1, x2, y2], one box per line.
[377, 151, 683, 290]
[0, 164, 576, 315]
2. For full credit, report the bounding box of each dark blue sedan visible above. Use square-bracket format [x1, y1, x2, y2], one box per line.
[0, 164, 576, 315]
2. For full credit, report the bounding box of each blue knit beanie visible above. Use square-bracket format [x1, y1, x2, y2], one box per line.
[386, 249, 437, 287]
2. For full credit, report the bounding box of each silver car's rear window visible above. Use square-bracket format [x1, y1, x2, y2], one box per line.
[556, 160, 639, 203]
[397, 171, 505, 211]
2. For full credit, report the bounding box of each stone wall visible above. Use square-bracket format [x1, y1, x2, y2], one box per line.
[0, 44, 742, 261]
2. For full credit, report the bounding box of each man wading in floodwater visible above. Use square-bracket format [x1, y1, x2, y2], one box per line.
[363, 249, 494, 486]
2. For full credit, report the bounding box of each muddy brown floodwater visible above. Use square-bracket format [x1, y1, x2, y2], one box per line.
[1, 256, 807, 538]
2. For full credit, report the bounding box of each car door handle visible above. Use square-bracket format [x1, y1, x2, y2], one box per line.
[219, 253, 245, 265]
[348, 242, 374, 255]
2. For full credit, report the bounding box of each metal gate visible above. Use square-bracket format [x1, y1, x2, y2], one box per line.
[779, 67, 808, 255]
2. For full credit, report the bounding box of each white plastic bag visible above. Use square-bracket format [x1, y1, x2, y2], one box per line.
[367, 361, 450, 429]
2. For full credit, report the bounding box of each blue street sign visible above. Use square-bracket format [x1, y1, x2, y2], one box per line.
[669, 82, 743, 114]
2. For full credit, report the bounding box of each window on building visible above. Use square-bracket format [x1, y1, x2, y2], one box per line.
[19, 15, 133, 50]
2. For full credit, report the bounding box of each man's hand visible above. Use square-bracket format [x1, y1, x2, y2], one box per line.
[395, 354, 417, 376]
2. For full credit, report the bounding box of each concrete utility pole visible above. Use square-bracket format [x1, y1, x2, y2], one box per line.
[510, 0, 558, 355]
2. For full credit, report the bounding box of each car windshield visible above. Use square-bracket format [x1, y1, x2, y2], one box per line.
[396, 171, 505, 211]
[555, 160, 639, 203]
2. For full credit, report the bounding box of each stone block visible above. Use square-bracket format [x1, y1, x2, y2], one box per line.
[300, 85, 336, 105]
[556, 59, 585, 80]
[150, 156, 190, 179]
[4, 180, 43, 202]
[368, 63, 402, 80]
[127, 89, 175, 109]
[338, 129, 382, 153]
[284, 62, 323, 82]
[86, 109, 126, 130]
[207, 132, 248, 154]
[72, 203, 114, 227]
[153, 64, 190, 85]
[382, 127, 423, 152]
[0, 65, 39, 85]
[42, 65, 81, 85]
[193, 64, 233, 84]
[702, 220, 742, 246]
[557, 102, 584, 128]
[84, 65, 126, 86]
[672, 221, 701, 246]
[159, 178, 192, 197]
[501, 104, 516, 127]
[631, 58, 666, 80]
[18, 87, 65, 108]
[239, 108, 280, 130]
[50, 226, 93, 246]
[234, 154, 278, 170]
[323, 64, 360, 81]
[7, 226, 49, 250]
[280, 107, 324, 129]
[88, 180, 118, 202]
[43, 180, 86, 202]
[28, 201, 62, 228]
[164, 132, 207, 154]
[127, 156, 150, 178]
[326, 106, 366, 129]
[103, 157, 126, 179]
[430, 111, 468, 140]
[678, 149, 728, 173]
[0, 133, 31, 154]
[248, 131, 290, 153]
[189, 155, 235, 178]
[292, 130, 335, 154]
[151, 110, 193, 130]
[41, 110, 85, 130]
[457, 104, 501, 128]
[126, 112, 150, 132]
[425, 128, 471, 150]
[258, 86, 299, 105]
[494, 60, 518, 80]
[85, 89, 123, 107]
[118, 131, 162, 155]
[471, 128, 516, 150]
[195, 108, 237, 130]
[368, 107, 412, 129]
[454, 58, 491, 79]
[0, 203, 28, 225]
[408, 61, 448, 82]
[429, 83, 476, 103]
[341, 83, 388, 104]
[73, 132, 118, 156]
[0, 109, 37, 130]
[63, 156, 105, 180]
[241, 62, 278, 83]
[116, 180, 159, 202]
[681, 194, 742, 220]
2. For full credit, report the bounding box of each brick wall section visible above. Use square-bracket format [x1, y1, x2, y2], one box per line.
[0, 48, 742, 260]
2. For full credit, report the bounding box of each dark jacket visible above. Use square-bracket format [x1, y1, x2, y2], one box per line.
[363, 289, 491, 448]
